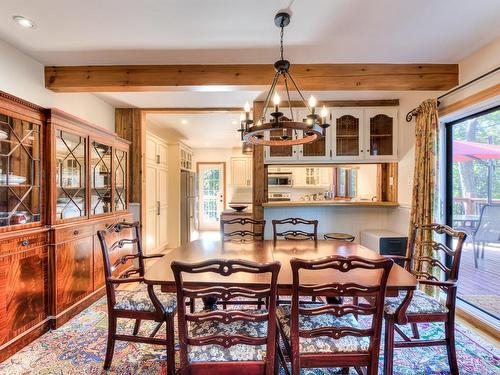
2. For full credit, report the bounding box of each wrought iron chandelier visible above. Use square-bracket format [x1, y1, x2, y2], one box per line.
[238, 11, 330, 146]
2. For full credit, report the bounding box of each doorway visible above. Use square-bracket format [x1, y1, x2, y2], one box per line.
[445, 105, 500, 324]
[197, 162, 225, 230]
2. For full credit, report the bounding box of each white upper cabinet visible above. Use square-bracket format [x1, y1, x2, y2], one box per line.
[231, 156, 252, 187]
[363, 108, 398, 161]
[296, 108, 332, 162]
[264, 106, 398, 164]
[331, 108, 365, 161]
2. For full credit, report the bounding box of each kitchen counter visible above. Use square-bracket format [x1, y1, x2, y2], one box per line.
[262, 200, 399, 207]
[221, 208, 253, 216]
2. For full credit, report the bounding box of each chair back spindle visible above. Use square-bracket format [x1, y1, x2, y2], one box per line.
[272, 217, 318, 241]
[289, 256, 393, 371]
[172, 259, 280, 374]
[220, 218, 266, 242]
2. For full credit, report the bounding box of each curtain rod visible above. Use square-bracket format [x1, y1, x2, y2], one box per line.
[406, 65, 500, 122]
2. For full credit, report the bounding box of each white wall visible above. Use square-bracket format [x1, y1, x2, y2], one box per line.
[192, 147, 252, 206]
[0, 39, 114, 130]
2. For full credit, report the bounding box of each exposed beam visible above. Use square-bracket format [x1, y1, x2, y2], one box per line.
[45, 64, 458, 92]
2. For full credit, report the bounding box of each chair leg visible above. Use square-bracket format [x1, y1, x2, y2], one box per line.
[383, 315, 395, 375]
[103, 316, 117, 370]
[445, 319, 459, 375]
[190, 297, 195, 313]
[166, 315, 176, 375]
[341, 367, 349, 374]
[473, 243, 479, 268]
[410, 323, 420, 339]
[481, 242, 485, 259]
[132, 319, 141, 335]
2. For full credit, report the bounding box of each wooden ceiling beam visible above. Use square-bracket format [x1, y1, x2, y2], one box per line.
[45, 64, 458, 92]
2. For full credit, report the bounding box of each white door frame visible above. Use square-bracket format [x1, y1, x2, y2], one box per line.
[197, 162, 226, 231]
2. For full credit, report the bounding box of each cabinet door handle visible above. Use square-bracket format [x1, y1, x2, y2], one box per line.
[157, 201, 160, 216]
[21, 239, 30, 246]
[156, 155, 160, 164]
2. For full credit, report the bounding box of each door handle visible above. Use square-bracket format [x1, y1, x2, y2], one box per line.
[157, 201, 160, 216]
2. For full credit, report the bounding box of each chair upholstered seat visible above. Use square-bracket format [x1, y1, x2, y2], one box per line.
[114, 283, 177, 313]
[384, 289, 448, 315]
[187, 309, 268, 362]
[276, 305, 370, 353]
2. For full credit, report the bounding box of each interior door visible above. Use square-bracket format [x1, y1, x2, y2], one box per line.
[198, 163, 225, 230]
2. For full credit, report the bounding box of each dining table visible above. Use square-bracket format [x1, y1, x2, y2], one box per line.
[144, 239, 418, 316]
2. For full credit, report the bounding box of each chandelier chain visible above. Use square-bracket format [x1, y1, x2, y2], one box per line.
[280, 25, 284, 61]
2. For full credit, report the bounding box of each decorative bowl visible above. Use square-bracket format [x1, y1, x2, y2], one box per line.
[229, 204, 248, 212]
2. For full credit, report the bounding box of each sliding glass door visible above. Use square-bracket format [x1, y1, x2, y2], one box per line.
[445, 106, 500, 323]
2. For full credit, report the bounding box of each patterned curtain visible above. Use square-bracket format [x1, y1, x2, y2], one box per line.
[408, 99, 440, 296]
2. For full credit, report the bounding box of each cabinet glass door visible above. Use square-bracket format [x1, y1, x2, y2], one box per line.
[55, 129, 86, 220]
[367, 110, 395, 157]
[114, 149, 127, 211]
[91, 141, 112, 215]
[332, 109, 364, 160]
[267, 128, 295, 158]
[0, 114, 41, 227]
[296, 109, 329, 160]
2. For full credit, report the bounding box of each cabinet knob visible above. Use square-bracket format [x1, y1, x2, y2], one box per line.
[21, 239, 30, 246]
[73, 230, 79, 236]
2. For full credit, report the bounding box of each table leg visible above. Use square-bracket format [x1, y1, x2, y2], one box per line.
[202, 296, 218, 311]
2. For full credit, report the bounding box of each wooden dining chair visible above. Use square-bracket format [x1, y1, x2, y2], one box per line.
[272, 218, 318, 241]
[276, 255, 393, 375]
[220, 217, 266, 242]
[383, 223, 467, 375]
[172, 258, 281, 375]
[97, 221, 177, 374]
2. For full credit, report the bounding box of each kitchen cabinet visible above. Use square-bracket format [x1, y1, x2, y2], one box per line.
[231, 156, 252, 187]
[331, 108, 365, 161]
[364, 108, 398, 161]
[296, 108, 331, 162]
[180, 144, 193, 171]
[264, 106, 398, 164]
[145, 131, 169, 253]
[292, 167, 331, 188]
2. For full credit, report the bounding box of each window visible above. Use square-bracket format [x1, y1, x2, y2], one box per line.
[445, 106, 500, 323]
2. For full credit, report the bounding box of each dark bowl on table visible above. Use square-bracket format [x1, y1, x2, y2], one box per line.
[229, 204, 248, 212]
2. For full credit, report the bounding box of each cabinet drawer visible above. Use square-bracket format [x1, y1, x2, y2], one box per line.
[0, 231, 47, 255]
[54, 224, 94, 243]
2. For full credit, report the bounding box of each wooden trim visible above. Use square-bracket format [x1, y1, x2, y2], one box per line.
[251, 102, 266, 221]
[50, 287, 106, 328]
[45, 64, 458, 92]
[254, 99, 399, 108]
[0, 319, 51, 362]
[141, 107, 242, 114]
[196, 162, 227, 219]
[439, 83, 500, 117]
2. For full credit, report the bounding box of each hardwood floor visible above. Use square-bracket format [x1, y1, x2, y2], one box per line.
[457, 242, 500, 320]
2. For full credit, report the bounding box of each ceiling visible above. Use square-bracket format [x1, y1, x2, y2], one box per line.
[1, 0, 499, 66]
[146, 112, 243, 149]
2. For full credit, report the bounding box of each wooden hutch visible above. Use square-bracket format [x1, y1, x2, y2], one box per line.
[0, 91, 132, 360]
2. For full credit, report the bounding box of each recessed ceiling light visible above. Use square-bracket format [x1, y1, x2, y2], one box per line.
[181, 119, 188, 125]
[12, 15, 35, 29]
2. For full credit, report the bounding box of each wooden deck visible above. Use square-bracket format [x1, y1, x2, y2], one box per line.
[457, 242, 500, 319]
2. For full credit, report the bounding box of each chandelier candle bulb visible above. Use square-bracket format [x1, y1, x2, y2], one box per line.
[308, 96, 317, 113]
[273, 93, 281, 112]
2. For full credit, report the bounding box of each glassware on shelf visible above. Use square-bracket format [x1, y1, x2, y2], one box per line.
[91, 141, 112, 215]
[55, 130, 86, 220]
[0, 113, 41, 227]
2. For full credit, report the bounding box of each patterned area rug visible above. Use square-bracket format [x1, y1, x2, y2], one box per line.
[1, 297, 499, 375]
